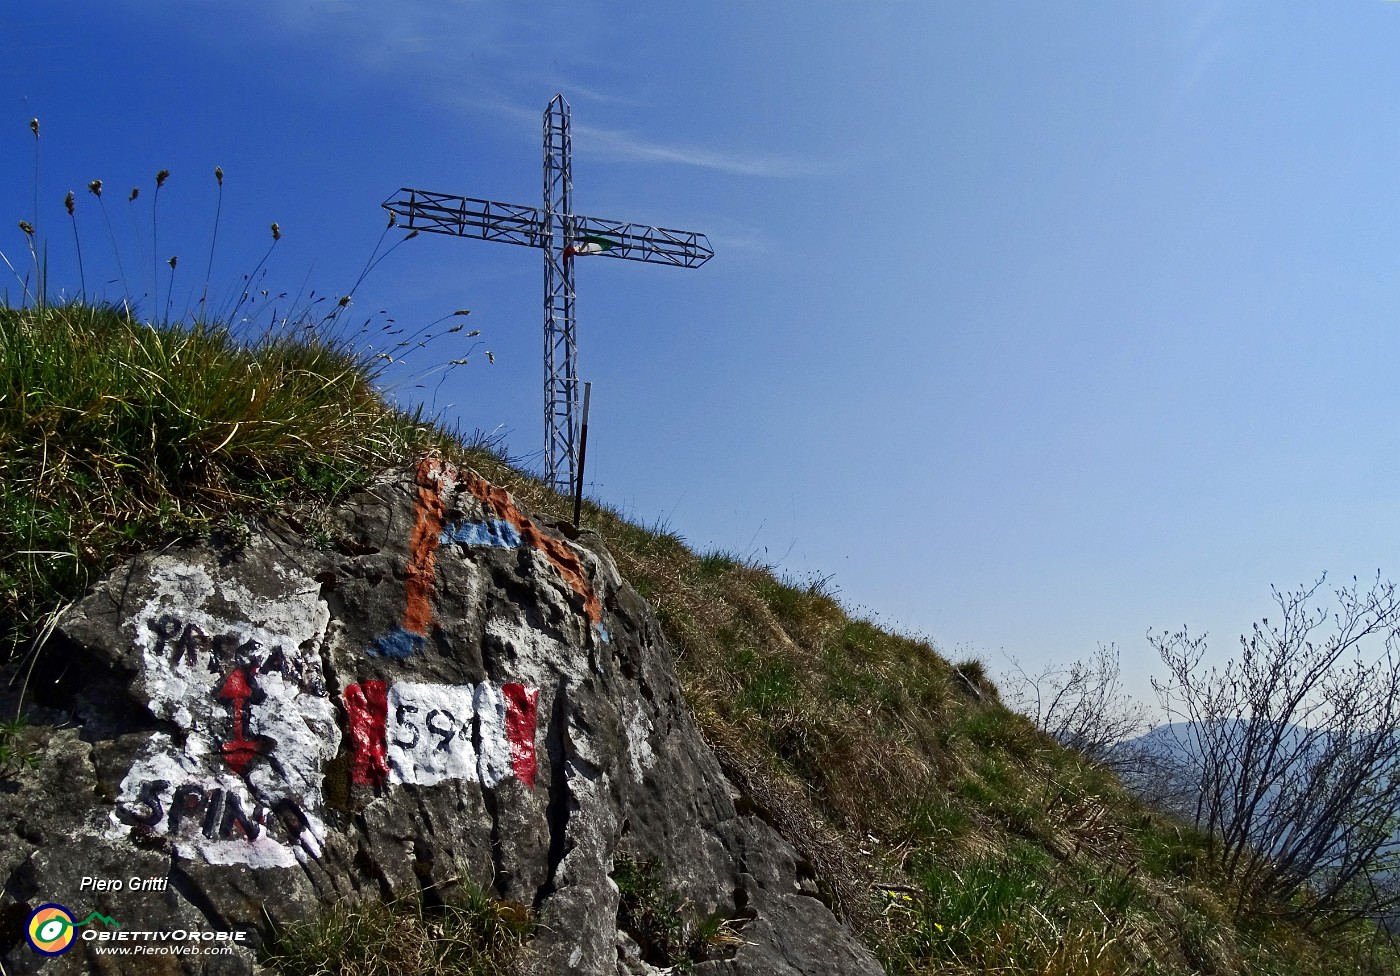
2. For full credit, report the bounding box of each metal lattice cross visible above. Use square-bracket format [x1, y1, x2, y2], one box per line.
[384, 94, 714, 493]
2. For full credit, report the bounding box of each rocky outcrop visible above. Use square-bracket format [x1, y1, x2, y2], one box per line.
[0, 459, 884, 976]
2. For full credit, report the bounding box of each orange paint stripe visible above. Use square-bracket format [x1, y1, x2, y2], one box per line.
[402, 457, 449, 636]
[460, 470, 602, 624]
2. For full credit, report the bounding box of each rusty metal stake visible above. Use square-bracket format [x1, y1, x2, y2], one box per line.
[572, 382, 592, 529]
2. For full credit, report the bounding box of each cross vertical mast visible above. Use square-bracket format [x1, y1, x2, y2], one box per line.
[542, 95, 578, 494]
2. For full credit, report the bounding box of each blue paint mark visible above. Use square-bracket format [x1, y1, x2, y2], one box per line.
[439, 520, 522, 548]
[370, 626, 425, 659]
[596, 625, 610, 644]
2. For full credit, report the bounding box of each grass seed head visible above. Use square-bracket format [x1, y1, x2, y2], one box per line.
[18, 220, 33, 236]
[88, 180, 102, 198]
[168, 256, 177, 269]
[128, 186, 139, 202]
[270, 222, 280, 241]
[156, 169, 170, 188]
[29, 118, 38, 137]
[214, 165, 224, 186]
[64, 191, 74, 215]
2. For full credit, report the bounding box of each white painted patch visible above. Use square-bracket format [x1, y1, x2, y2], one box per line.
[626, 706, 656, 783]
[110, 738, 324, 869]
[387, 682, 478, 786]
[107, 556, 336, 868]
[484, 616, 568, 691]
[475, 681, 512, 788]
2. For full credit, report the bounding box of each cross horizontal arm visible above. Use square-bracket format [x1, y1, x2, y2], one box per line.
[571, 216, 713, 269]
[383, 187, 713, 269]
[383, 188, 544, 248]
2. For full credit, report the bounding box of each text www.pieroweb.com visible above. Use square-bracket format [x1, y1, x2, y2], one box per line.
[90, 944, 236, 956]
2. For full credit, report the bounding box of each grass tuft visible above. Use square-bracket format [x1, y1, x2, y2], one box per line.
[612, 854, 741, 972]
[0, 302, 461, 670]
[262, 886, 533, 976]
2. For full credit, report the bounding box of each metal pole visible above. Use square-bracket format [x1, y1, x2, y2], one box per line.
[573, 382, 592, 528]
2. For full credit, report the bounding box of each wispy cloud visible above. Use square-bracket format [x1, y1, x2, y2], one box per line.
[706, 227, 774, 257]
[1168, 0, 1232, 108]
[458, 94, 838, 179]
[125, 0, 835, 181]
[572, 123, 835, 178]
[1175, 35, 1228, 101]
[545, 79, 646, 108]
[459, 94, 542, 127]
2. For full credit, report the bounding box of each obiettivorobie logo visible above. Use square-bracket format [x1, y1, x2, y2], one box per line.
[25, 903, 120, 956]
[24, 900, 249, 957]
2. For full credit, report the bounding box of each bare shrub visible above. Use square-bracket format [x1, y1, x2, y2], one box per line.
[1151, 574, 1400, 929]
[1001, 642, 1150, 771]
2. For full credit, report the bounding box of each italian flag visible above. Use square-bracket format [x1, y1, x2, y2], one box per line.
[563, 235, 617, 260]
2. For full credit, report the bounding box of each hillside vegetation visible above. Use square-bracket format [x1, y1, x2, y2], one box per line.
[3, 302, 1398, 975]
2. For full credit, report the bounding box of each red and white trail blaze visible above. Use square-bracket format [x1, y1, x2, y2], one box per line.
[345, 678, 540, 788]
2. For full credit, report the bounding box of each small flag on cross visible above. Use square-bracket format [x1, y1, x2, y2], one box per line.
[562, 236, 618, 261]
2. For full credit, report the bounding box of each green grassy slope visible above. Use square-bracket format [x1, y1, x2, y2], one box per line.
[2, 303, 1396, 975]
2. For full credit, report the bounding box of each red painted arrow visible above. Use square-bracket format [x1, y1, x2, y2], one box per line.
[217, 667, 264, 776]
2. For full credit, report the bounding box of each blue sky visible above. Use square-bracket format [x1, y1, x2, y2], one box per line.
[7, 2, 1400, 708]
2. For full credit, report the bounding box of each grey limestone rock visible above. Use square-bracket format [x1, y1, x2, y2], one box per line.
[0, 460, 883, 976]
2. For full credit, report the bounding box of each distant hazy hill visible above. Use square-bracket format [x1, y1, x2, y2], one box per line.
[1115, 718, 1400, 930]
